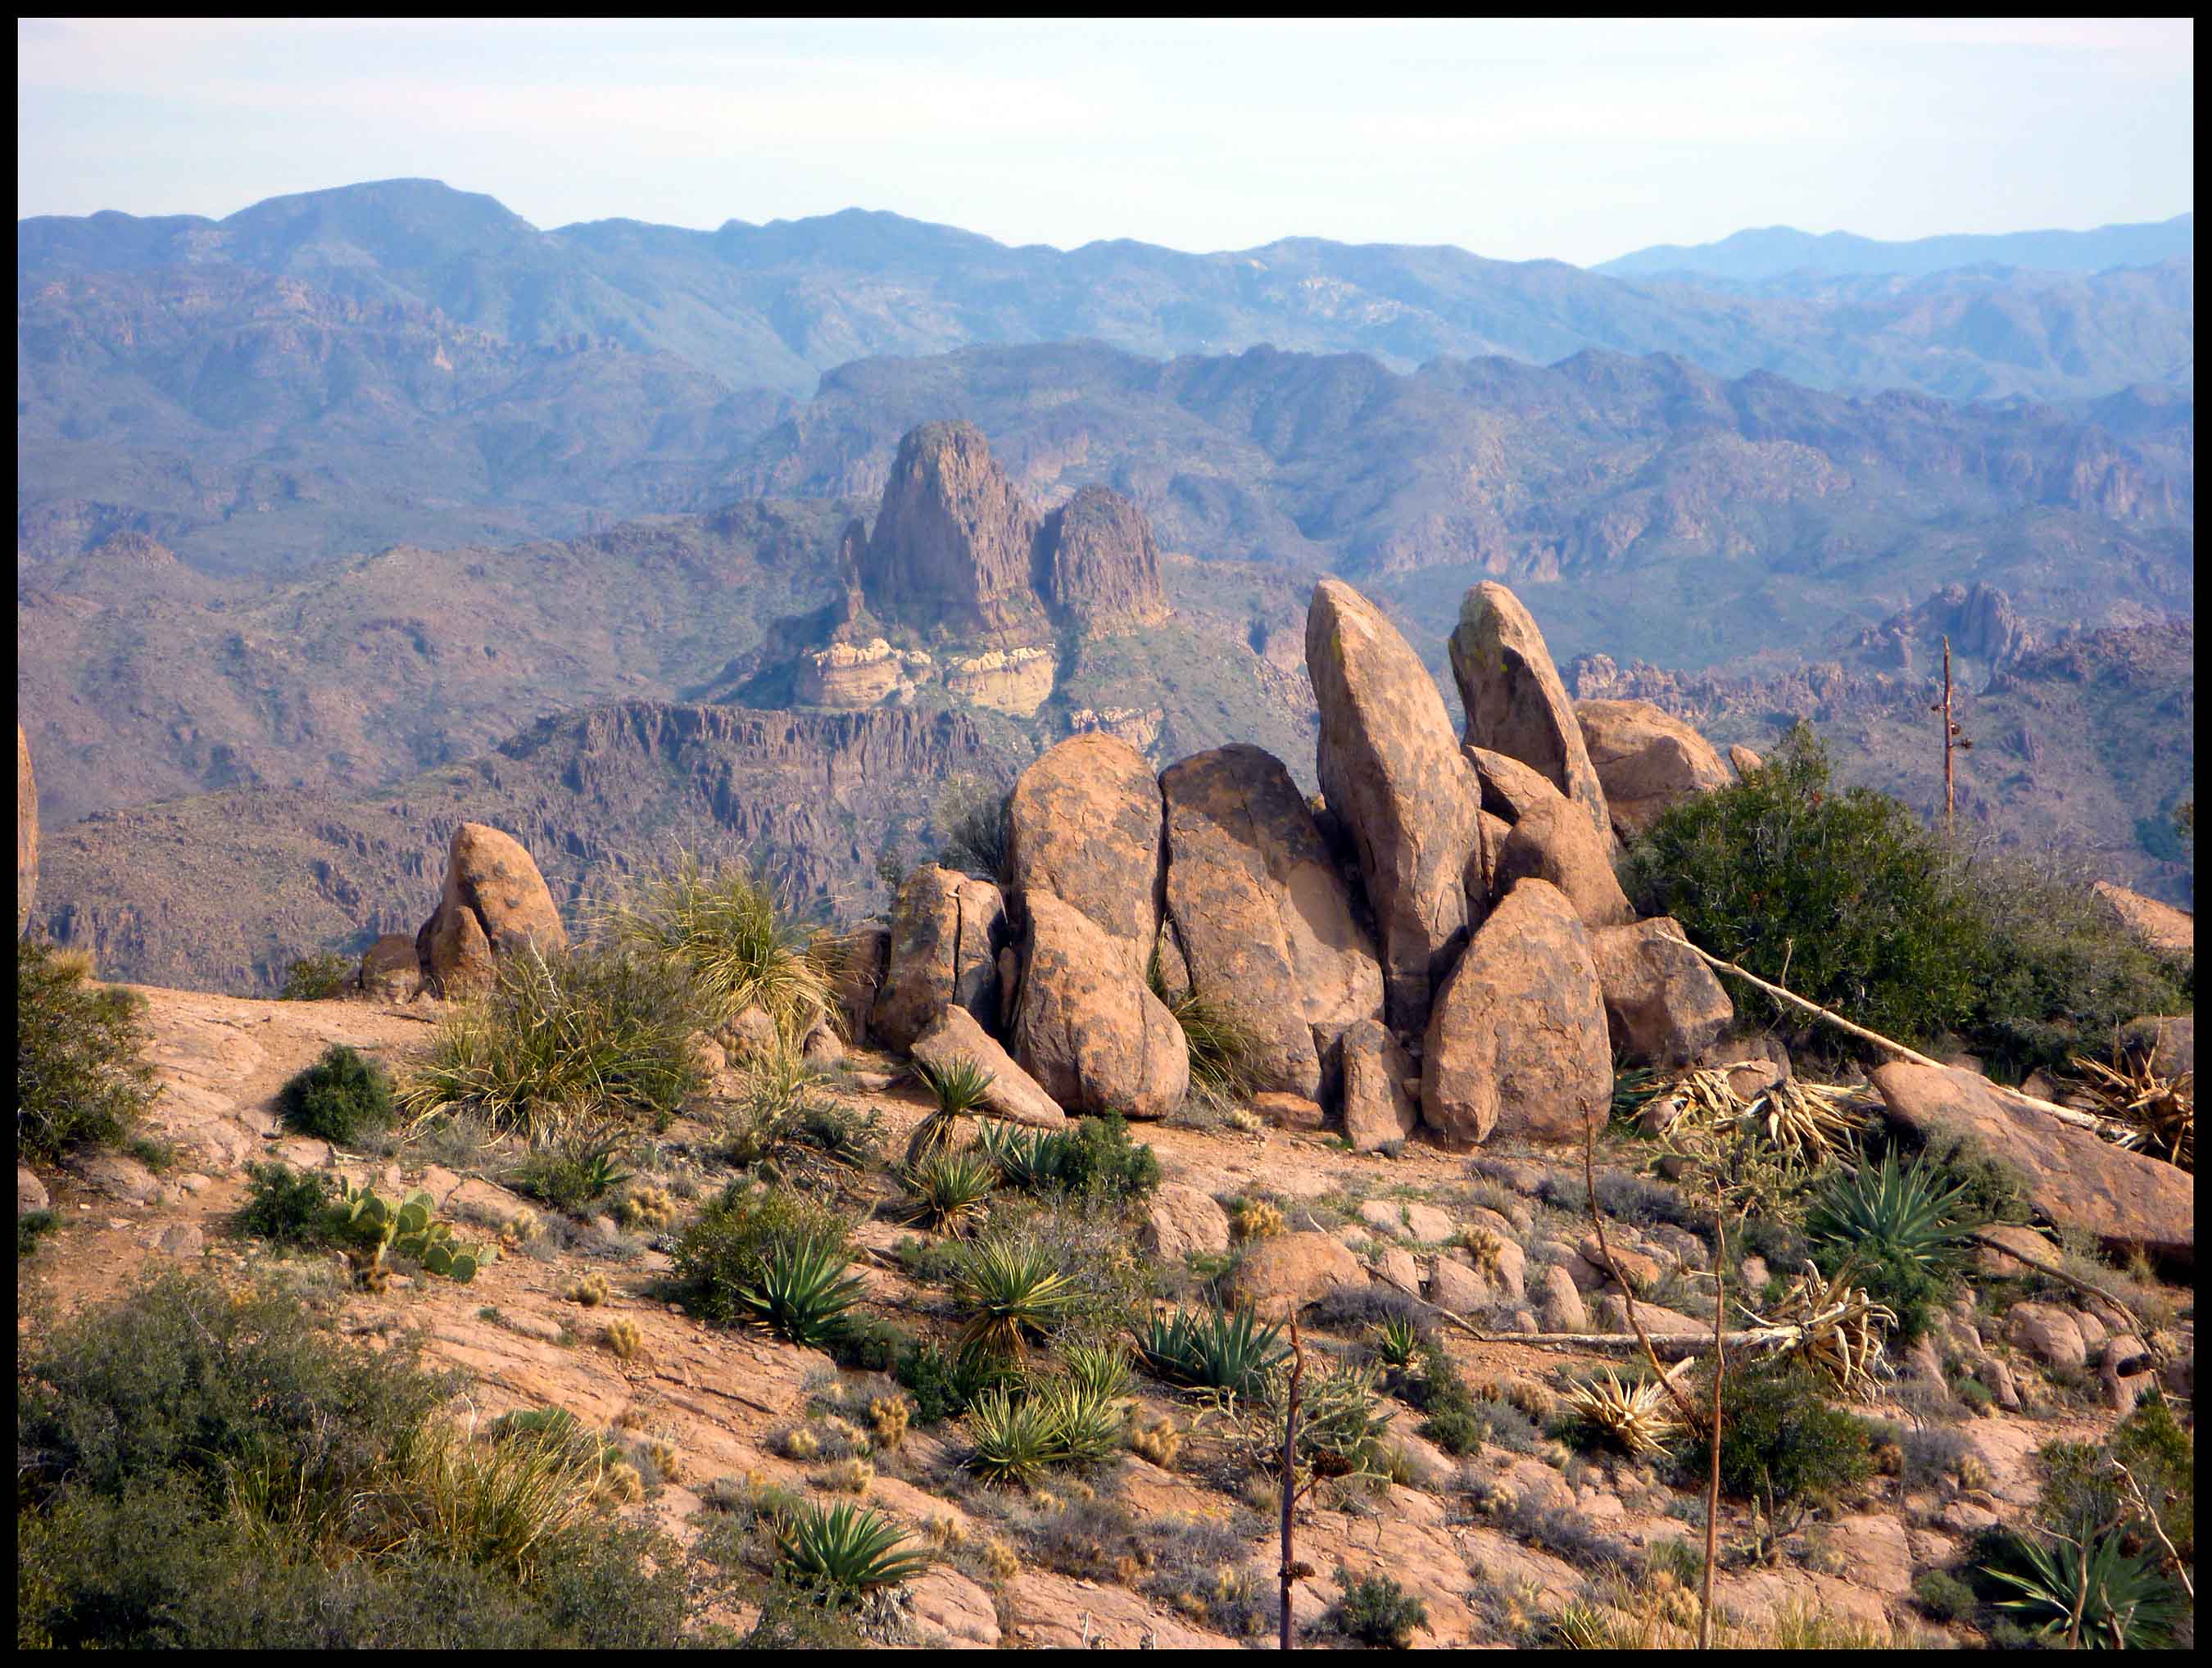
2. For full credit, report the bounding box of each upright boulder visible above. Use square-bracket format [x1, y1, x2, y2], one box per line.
[1306, 581, 1484, 1032]
[1466, 746, 1562, 825]
[1586, 917, 1733, 1065]
[16, 726, 35, 934]
[1574, 700, 1732, 841]
[415, 822, 567, 996]
[1422, 879, 1611, 1147]
[1012, 891, 1188, 1119]
[1006, 732, 1163, 965]
[1034, 485, 1170, 632]
[1338, 1018, 1418, 1154]
[861, 421, 1045, 638]
[1493, 797, 1634, 929]
[1161, 745, 1384, 1099]
[1450, 583, 1611, 848]
[820, 920, 891, 1045]
[873, 867, 1005, 1052]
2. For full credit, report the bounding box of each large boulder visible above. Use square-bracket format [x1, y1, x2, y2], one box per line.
[1228, 1230, 1368, 1318]
[1338, 1018, 1418, 1154]
[414, 822, 567, 996]
[2091, 882, 2193, 965]
[821, 920, 891, 1045]
[1493, 797, 1634, 929]
[2119, 1015, 2193, 1080]
[1449, 582, 1612, 848]
[1143, 1182, 1232, 1262]
[16, 725, 34, 934]
[1573, 699, 1732, 840]
[1466, 746, 1562, 825]
[1012, 891, 1189, 1118]
[1161, 744, 1384, 1099]
[1422, 879, 1611, 1147]
[1871, 1062, 2193, 1267]
[1006, 732, 1163, 965]
[873, 867, 1005, 1052]
[357, 933, 421, 1001]
[1586, 917, 1733, 1065]
[909, 1005, 1067, 1129]
[1306, 580, 1484, 1031]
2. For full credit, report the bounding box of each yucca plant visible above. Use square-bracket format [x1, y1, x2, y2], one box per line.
[734, 1237, 867, 1347]
[1368, 1317, 1425, 1373]
[1984, 1522, 2186, 1649]
[961, 1384, 1069, 1489]
[1806, 1147, 1979, 1276]
[1036, 1376, 1126, 1469]
[1741, 1259, 1897, 1396]
[974, 1118, 1051, 1190]
[773, 1499, 934, 1602]
[1131, 1302, 1290, 1399]
[904, 1056, 998, 1170]
[1062, 1339, 1133, 1403]
[952, 1235, 1080, 1356]
[599, 852, 834, 1041]
[1562, 1370, 1679, 1458]
[904, 1149, 998, 1236]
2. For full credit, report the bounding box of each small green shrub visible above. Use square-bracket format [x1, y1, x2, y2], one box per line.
[1955, 1378, 1995, 1417]
[771, 1500, 931, 1606]
[19, 1208, 60, 1259]
[279, 1044, 397, 1145]
[673, 1184, 855, 1335]
[1912, 1567, 1979, 1623]
[510, 1118, 635, 1213]
[1330, 1567, 1428, 1648]
[978, 1113, 1161, 1200]
[1132, 1302, 1289, 1398]
[239, 1160, 333, 1246]
[895, 1338, 1019, 1426]
[1713, 1363, 1874, 1510]
[278, 952, 353, 1002]
[17, 941, 156, 1165]
[722, 1049, 877, 1180]
[2037, 1394, 2194, 1559]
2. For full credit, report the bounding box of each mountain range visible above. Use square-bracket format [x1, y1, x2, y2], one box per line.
[1597, 212, 2193, 283]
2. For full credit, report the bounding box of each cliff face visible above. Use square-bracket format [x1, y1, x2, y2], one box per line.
[38, 701, 1021, 994]
[1036, 484, 1169, 631]
[860, 422, 1046, 640]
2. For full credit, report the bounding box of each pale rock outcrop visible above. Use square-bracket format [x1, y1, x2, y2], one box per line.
[1573, 699, 1733, 840]
[1535, 1265, 1589, 1332]
[2092, 881, 2194, 963]
[414, 822, 567, 996]
[1450, 582, 1611, 847]
[1161, 743, 1384, 1099]
[797, 638, 905, 708]
[16, 725, 35, 933]
[941, 646, 1056, 716]
[19, 1166, 49, 1215]
[873, 867, 1005, 1053]
[1306, 580, 1484, 1031]
[909, 1005, 1067, 1129]
[1728, 745, 1764, 779]
[1007, 732, 1163, 963]
[1337, 1018, 1417, 1154]
[1586, 916, 1734, 1065]
[2006, 1302, 2089, 1371]
[1471, 809, 1511, 906]
[1466, 746, 1562, 826]
[1422, 879, 1611, 1146]
[1012, 891, 1188, 1118]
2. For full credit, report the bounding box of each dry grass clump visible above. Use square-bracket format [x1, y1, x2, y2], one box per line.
[820, 1457, 874, 1494]
[645, 1439, 682, 1482]
[1562, 1371, 1678, 1458]
[598, 853, 834, 1043]
[2067, 1048, 2193, 1171]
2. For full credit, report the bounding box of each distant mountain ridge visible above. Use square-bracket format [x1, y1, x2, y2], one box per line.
[1598, 213, 2193, 282]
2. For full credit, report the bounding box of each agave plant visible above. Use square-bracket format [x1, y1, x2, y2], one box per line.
[1062, 1339, 1134, 1403]
[773, 1499, 934, 1602]
[1368, 1316, 1425, 1372]
[1131, 1302, 1290, 1399]
[952, 1235, 1079, 1355]
[1806, 1148, 1979, 1276]
[904, 1148, 997, 1236]
[975, 1118, 1051, 1191]
[1746, 1077, 1861, 1165]
[904, 1057, 999, 1170]
[1562, 1370, 1679, 1458]
[1741, 1259, 1897, 1396]
[734, 1237, 867, 1346]
[1984, 1523, 2186, 1649]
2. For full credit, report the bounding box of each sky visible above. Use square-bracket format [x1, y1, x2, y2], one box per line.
[15, 17, 2195, 266]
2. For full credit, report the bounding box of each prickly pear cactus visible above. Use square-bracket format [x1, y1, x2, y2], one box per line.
[331, 1180, 495, 1285]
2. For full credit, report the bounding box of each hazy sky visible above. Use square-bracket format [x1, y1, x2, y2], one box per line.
[16, 18, 2194, 265]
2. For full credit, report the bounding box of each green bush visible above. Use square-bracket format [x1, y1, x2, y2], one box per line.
[673, 1183, 854, 1331]
[279, 1044, 397, 1145]
[1330, 1567, 1429, 1648]
[1912, 1567, 1979, 1622]
[509, 1117, 633, 1212]
[401, 948, 706, 1136]
[240, 1160, 333, 1245]
[279, 952, 353, 1002]
[19, 1208, 60, 1259]
[894, 1337, 1019, 1426]
[17, 941, 156, 1165]
[2037, 1395, 2194, 1558]
[978, 1113, 1161, 1200]
[1806, 1147, 1981, 1344]
[1713, 1363, 1874, 1510]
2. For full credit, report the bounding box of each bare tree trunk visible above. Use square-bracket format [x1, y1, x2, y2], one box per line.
[1280, 1316, 1306, 1652]
[1700, 1185, 1726, 1650]
[1584, 1110, 1707, 1426]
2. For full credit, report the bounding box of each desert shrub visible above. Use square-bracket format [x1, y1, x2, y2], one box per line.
[278, 951, 353, 1002]
[19, 1208, 60, 1258]
[931, 776, 1012, 882]
[1330, 1567, 1429, 1648]
[673, 1183, 856, 1337]
[600, 854, 832, 1040]
[279, 1044, 397, 1145]
[1806, 1146, 1980, 1343]
[1711, 1362, 1873, 1510]
[1912, 1567, 1979, 1623]
[17, 940, 156, 1165]
[977, 1113, 1161, 1201]
[724, 1049, 878, 1180]
[401, 948, 705, 1137]
[239, 1160, 334, 1245]
[17, 1271, 694, 1648]
[509, 1113, 634, 1212]
[2036, 1394, 2194, 1558]
[894, 1338, 1020, 1426]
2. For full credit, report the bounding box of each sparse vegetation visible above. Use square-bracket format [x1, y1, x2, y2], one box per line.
[510, 1111, 635, 1212]
[721, 1048, 878, 1181]
[976, 1113, 1160, 1200]
[279, 1043, 397, 1145]
[930, 776, 1012, 882]
[600, 854, 833, 1041]
[1711, 1363, 1874, 1512]
[673, 1182, 857, 1338]
[17, 940, 156, 1165]
[277, 951, 352, 1002]
[238, 1160, 333, 1245]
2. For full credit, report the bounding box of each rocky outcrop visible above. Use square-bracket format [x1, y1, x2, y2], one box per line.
[1586, 917, 1733, 1065]
[1144, 1182, 1232, 1261]
[1306, 581, 1484, 1032]
[1422, 879, 1611, 1147]
[1493, 797, 1634, 929]
[1007, 732, 1163, 965]
[861, 421, 1046, 639]
[796, 638, 908, 708]
[823, 921, 891, 1044]
[909, 1005, 1066, 1128]
[2092, 882, 2193, 963]
[1450, 582, 1611, 847]
[1161, 744, 1384, 1099]
[1035, 484, 1168, 631]
[1466, 746, 1562, 825]
[1871, 1062, 2193, 1266]
[1012, 891, 1189, 1118]
[16, 725, 35, 934]
[1228, 1230, 1368, 1317]
[414, 822, 567, 996]
[941, 647, 1056, 716]
[1338, 1018, 1418, 1153]
[873, 866, 1006, 1052]
[1728, 745, 1763, 779]
[357, 933, 420, 1000]
[1573, 699, 1733, 840]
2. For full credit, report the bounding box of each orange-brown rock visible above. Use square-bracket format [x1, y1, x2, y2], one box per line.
[1728, 744, 1764, 779]
[1421, 878, 1611, 1147]
[1338, 1018, 1418, 1154]
[1227, 1230, 1368, 1317]
[1586, 916, 1733, 1065]
[1161, 743, 1384, 1099]
[16, 725, 36, 933]
[1466, 745, 1561, 825]
[1450, 582, 1612, 848]
[1493, 795, 1634, 929]
[1573, 698, 1732, 839]
[414, 821, 566, 995]
[2092, 881, 2193, 964]
[1011, 891, 1188, 1118]
[861, 421, 1045, 639]
[356, 933, 420, 1000]
[873, 866, 1005, 1052]
[1035, 483, 1168, 632]
[909, 1004, 1067, 1128]
[1307, 580, 1484, 1031]
[1006, 732, 1163, 964]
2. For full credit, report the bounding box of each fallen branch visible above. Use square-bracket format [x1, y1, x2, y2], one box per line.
[1470, 1326, 1794, 1358]
[1586, 1108, 1709, 1429]
[1684, 945, 2112, 1135]
[1965, 1228, 2140, 1317]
